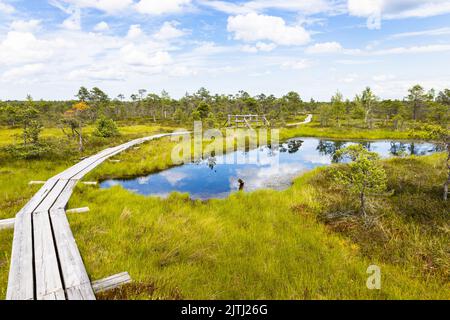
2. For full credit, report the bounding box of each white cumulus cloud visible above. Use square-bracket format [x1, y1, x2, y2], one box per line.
[93, 21, 109, 32]
[120, 44, 172, 67]
[306, 41, 343, 54]
[281, 59, 312, 70]
[154, 21, 186, 40]
[241, 42, 277, 53]
[2, 64, 44, 81]
[348, 0, 450, 29]
[0, 0, 14, 14]
[0, 32, 55, 65]
[10, 20, 42, 32]
[227, 13, 310, 46]
[57, 0, 133, 14]
[201, 0, 339, 15]
[127, 24, 144, 39]
[134, 0, 192, 15]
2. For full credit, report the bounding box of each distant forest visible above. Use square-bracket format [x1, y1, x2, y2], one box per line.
[1, 85, 449, 129]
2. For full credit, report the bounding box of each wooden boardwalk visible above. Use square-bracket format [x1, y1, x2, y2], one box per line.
[6, 132, 189, 300]
[286, 114, 313, 127]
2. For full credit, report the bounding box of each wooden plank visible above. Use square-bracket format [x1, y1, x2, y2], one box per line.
[66, 207, 90, 214]
[69, 147, 129, 181]
[41, 290, 66, 300]
[34, 180, 68, 213]
[0, 218, 15, 230]
[49, 209, 95, 300]
[29, 181, 46, 185]
[243, 117, 253, 129]
[82, 182, 98, 186]
[92, 272, 132, 293]
[20, 179, 59, 215]
[6, 212, 34, 300]
[33, 210, 65, 300]
[66, 282, 96, 300]
[52, 180, 77, 210]
[56, 151, 111, 180]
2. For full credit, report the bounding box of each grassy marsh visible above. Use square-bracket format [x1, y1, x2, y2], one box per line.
[64, 152, 449, 299]
[0, 122, 448, 300]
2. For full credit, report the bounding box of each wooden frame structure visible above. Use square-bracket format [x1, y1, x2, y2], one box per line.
[224, 114, 270, 129]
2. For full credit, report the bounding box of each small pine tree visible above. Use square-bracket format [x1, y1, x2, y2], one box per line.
[94, 117, 119, 138]
[318, 104, 332, 127]
[61, 101, 91, 151]
[332, 145, 388, 218]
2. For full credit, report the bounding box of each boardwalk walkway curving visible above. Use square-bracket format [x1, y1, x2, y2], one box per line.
[6, 132, 189, 300]
[286, 114, 313, 127]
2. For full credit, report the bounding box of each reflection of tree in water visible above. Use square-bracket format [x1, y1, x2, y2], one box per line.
[389, 142, 407, 156]
[266, 144, 280, 157]
[390, 142, 442, 156]
[408, 143, 443, 156]
[279, 140, 304, 154]
[288, 140, 304, 153]
[359, 141, 372, 151]
[205, 150, 218, 170]
[316, 140, 347, 162]
[409, 143, 417, 155]
[207, 156, 217, 170]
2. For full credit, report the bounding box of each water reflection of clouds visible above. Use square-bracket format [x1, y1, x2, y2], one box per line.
[137, 177, 150, 185]
[103, 180, 121, 187]
[300, 153, 331, 165]
[160, 171, 188, 186]
[234, 163, 307, 191]
[213, 146, 280, 167]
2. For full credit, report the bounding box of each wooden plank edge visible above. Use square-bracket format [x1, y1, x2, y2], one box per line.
[0, 218, 15, 230]
[91, 272, 132, 294]
[28, 181, 47, 185]
[82, 182, 98, 186]
[66, 207, 90, 214]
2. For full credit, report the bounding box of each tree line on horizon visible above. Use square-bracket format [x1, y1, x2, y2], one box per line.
[1, 85, 449, 129]
[0, 85, 448, 158]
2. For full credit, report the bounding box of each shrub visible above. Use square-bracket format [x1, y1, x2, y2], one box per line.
[4, 143, 51, 160]
[332, 145, 388, 218]
[94, 117, 119, 138]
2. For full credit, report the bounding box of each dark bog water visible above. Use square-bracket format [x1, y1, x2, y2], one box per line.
[100, 138, 441, 200]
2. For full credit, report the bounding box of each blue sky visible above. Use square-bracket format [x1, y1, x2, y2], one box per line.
[0, 0, 450, 101]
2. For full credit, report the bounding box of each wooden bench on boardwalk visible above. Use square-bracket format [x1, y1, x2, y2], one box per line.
[6, 132, 189, 300]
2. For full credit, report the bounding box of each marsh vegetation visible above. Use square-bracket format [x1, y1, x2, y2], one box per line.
[0, 85, 448, 299]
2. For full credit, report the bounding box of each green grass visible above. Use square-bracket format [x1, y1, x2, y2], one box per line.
[66, 146, 449, 299]
[0, 124, 175, 147]
[67, 180, 448, 299]
[281, 120, 414, 141]
[307, 154, 450, 282]
[0, 122, 448, 300]
[0, 229, 13, 299]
